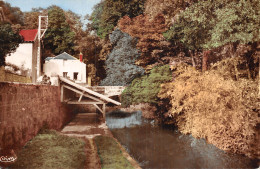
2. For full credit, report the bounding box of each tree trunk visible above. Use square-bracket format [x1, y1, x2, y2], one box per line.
[233, 59, 239, 81]
[258, 54, 260, 98]
[246, 62, 251, 79]
[190, 50, 196, 68]
[202, 50, 210, 72]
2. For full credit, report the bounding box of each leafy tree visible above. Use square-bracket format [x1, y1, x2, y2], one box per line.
[88, 0, 146, 39]
[87, 1, 105, 36]
[0, 1, 24, 25]
[43, 6, 75, 56]
[23, 11, 40, 29]
[164, 0, 260, 80]
[164, 0, 260, 50]
[0, 23, 22, 66]
[144, 0, 197, 26]
[23, 9, 48, 30]
[100, 28, 144, 86]
[119, 14, 177, 69]
[76, 30, 109, 85]
[121, 65, 172, 107]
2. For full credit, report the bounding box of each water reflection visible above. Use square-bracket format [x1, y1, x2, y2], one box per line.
[106, 111, 258, 169]
[106, 111, 143, 129]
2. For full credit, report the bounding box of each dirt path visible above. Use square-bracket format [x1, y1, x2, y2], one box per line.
[60, 113, 141, 169]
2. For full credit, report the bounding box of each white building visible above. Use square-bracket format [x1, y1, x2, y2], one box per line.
[43, 52, 87, 83]
[5, 29, 39, 82]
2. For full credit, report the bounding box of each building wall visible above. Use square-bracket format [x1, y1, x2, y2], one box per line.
[5, 43, 33, 73]
[0, 82, 75, 151]
[43, 60, 86, 83]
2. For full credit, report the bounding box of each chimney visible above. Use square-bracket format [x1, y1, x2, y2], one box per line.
[80, 52, 83, 62]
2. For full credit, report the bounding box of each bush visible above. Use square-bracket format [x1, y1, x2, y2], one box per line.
[121, 65, 172, 107]
[158, 61, 259, 158]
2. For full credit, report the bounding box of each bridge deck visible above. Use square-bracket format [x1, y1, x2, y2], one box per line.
[59, 76, 121, 116]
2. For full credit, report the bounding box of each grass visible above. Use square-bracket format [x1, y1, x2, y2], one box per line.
[94, 136, 134, 169]
[10, 130, 86, 169]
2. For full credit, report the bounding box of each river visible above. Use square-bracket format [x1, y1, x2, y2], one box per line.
[105, 111, 258, 169]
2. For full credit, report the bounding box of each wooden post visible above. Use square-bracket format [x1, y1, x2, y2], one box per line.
[88, 77, 91, 86]
[103, 104, 106, 117]
[78, 91, 84, 102]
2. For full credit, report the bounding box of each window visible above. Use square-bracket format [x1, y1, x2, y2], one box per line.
[63, 72, 68, 77]
[73, 72, 78, 80]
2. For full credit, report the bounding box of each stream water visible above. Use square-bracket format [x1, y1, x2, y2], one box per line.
[105, 111, 258, 169]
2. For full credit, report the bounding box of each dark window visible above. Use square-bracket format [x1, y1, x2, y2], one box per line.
[73, 72, 78, 80]
[63, 72, 68, 77]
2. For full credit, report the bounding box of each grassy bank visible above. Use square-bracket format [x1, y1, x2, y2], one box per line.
[10, 130, 86, 169]
[94, 136, 134, 169]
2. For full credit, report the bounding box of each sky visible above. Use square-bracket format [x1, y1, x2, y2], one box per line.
[5, 0, 101, 17]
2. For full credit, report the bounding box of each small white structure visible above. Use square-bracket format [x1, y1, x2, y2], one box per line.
[43, 52, 87, 83]
[5, 29, 39, 82]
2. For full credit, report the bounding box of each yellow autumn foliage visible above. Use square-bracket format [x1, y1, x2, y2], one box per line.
[159, 60, 259, 158]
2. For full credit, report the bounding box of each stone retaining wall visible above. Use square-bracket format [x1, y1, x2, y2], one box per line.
[0, 82, 75, 151]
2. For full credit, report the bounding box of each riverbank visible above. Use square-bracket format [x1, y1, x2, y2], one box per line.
[9, 130, 86, 169]
[2, 112, 141, 169]
[60, 112, 141, 169]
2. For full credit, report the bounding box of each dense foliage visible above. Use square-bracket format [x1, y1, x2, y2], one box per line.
[43, 6, 76, 55]
[164, 0, 260, 50]
[100, 29, 144, 86]
[159, 61, 259, 158]
[88, 0, 146, 39]
[0, 23, 22, 66]
[121, 65, 172, 107]
[144, 0, 197, 26]
[119, 14, 176, 70]
[0, 1, 24, 25]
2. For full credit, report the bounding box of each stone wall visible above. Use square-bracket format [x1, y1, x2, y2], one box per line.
[0, 82, 75, 151]
[0, 67, 32, 83]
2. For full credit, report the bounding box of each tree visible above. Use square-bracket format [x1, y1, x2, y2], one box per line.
[164, 0, 260, 67]
[43, 6, 75, 56]
[118, 14, 177, 70]
[23, 11, 40, 29]
[0, 1, 24, 25]
[75, 30, 109, 85]
[23, 9, 48, 30]
[87, 1, 105, 36]
[100, 28, 144, 86]
[88, 0, 146, 39]
[144, 0, 197, 27]
[0, 23, 22, 66]
[121, 65, 172, 107]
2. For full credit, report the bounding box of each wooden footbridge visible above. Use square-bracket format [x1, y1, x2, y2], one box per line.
[59, 76, 124, 116]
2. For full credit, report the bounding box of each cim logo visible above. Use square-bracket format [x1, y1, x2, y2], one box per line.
[0, 155, 17, 163]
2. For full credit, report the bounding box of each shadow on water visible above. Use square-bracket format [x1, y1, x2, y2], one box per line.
[106, 111, 258, 169]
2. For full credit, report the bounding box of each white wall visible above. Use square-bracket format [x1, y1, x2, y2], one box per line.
[5, 43, 33, 72]
[43, 59, 87, 83]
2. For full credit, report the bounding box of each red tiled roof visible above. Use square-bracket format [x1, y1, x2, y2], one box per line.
[19, 29, 38, 42]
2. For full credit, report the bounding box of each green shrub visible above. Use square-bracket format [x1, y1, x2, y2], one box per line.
[121, 65, 172, 107]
